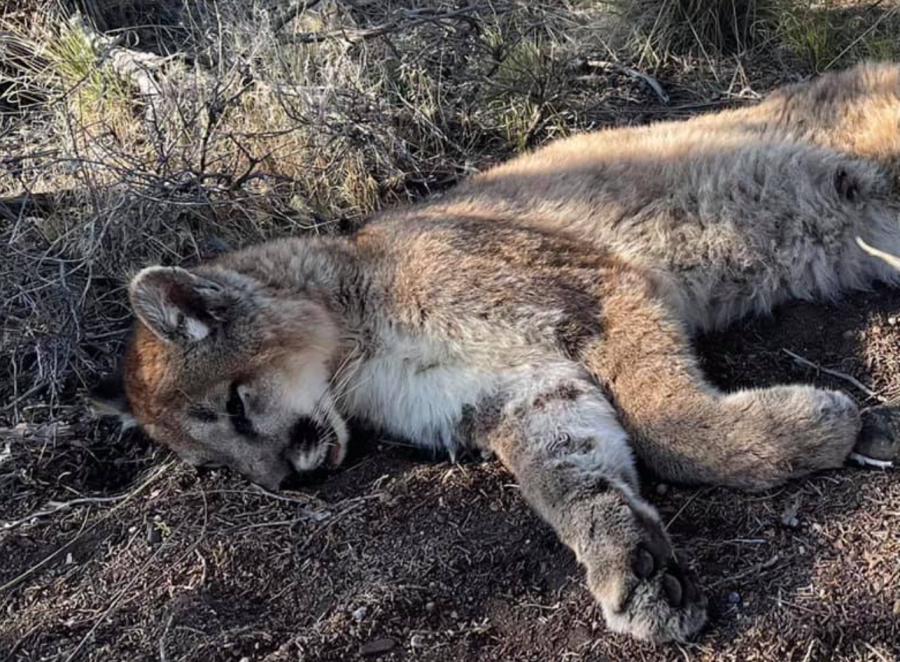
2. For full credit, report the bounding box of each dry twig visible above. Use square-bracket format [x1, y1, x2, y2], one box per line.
[782, 348, 884, 402]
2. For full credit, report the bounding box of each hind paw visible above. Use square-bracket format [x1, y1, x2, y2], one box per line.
[851, 405, 900, 468]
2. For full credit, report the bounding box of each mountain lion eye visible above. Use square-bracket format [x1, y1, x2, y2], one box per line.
[226, 383, 254, 436]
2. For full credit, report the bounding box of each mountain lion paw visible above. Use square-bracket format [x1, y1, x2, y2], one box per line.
[587, 520, 708, 642]
[851, 404, 900, 469]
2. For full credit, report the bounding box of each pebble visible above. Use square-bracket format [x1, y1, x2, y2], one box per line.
[780, 499, 801, 528]
[146, 523, 162, 545]
[410, 634, 425, 649]
[352, 606, 368, 621]
[727, 591, 741, 604]
[450, 610, 459, 620]
[425, 601, 437, 614]
[360, 638, 397, 657]
[655, 483, 669, 495]
[781, 513, 800, 528]
[842, 329, 855, 339]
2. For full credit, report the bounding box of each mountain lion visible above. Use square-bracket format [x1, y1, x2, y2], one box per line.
[93, 62, 900, 642]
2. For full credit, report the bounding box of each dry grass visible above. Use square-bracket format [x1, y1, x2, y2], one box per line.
[608, 0, 900, 71]
[0, 0, 648, 419]
[0, 1, 899, 661]
[1, 0, 896, 421]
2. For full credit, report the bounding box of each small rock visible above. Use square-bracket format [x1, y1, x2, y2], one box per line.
[65, 553, 74, 565]
[360, 638, 397, 657]
[798, 545, 806, 555]
[781, 513, 799, 528]
[894, 600, 900, 616]
[727, 591, 741, 604]
[425, 601, 437, 614]
[890, 316, 899, 326]
[780, 498, 801, 528]
[146, 523, 162, 545]
[352, 606, 368, 621]
[450, 610, 459, 620]
[435, 513, 447, 524]
[410, 634, 425, 649]
[655, 482, 669, 495]
[842, 329, 855, 340]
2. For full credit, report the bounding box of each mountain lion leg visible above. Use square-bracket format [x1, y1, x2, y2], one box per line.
[581, 272, 862, 491]
[465, 363, 707, 642]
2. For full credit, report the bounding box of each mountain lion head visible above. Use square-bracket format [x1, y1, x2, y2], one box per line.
[92, 265, 348, 490]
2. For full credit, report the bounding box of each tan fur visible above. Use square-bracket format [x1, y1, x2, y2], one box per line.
[95, 62, 900, 643]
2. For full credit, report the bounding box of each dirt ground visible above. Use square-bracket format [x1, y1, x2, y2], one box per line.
[1, 2, 900, 657]
[2, 291, 899, 662]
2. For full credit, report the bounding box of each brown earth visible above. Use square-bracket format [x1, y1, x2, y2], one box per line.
[1, 288, 900, 662]
[1, 4, 899, 654]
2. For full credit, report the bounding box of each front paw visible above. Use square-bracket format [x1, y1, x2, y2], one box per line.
[852, 405, 900, 468]
[587, 528, 708, 642]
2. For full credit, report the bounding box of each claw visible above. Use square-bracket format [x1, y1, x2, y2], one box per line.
[662, 574, 684, 607]
[633, 546, 657, 579]
[856, 236, 900, 270]
[851, 405, 900, 468]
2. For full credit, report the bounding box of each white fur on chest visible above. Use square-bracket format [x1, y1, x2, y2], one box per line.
[340, 333, 499, 452]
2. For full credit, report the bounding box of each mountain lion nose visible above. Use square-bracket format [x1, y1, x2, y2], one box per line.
[289, 416, 328, 451]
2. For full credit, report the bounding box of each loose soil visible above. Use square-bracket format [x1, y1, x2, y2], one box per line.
[2, 288, 899, 662]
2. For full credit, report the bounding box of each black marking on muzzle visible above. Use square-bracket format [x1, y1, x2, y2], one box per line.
[290, 416, 330, 452]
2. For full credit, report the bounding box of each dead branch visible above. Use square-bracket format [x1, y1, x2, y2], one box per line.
[782, 348, 884, 402]
[1, 494, 130, 531]
[707, 554, 780, 589]
[582, 59, 670, 105]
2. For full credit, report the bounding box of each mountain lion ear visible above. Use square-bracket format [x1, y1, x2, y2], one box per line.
[129, 266, 231, 344]
[88, 372, 136, 429]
